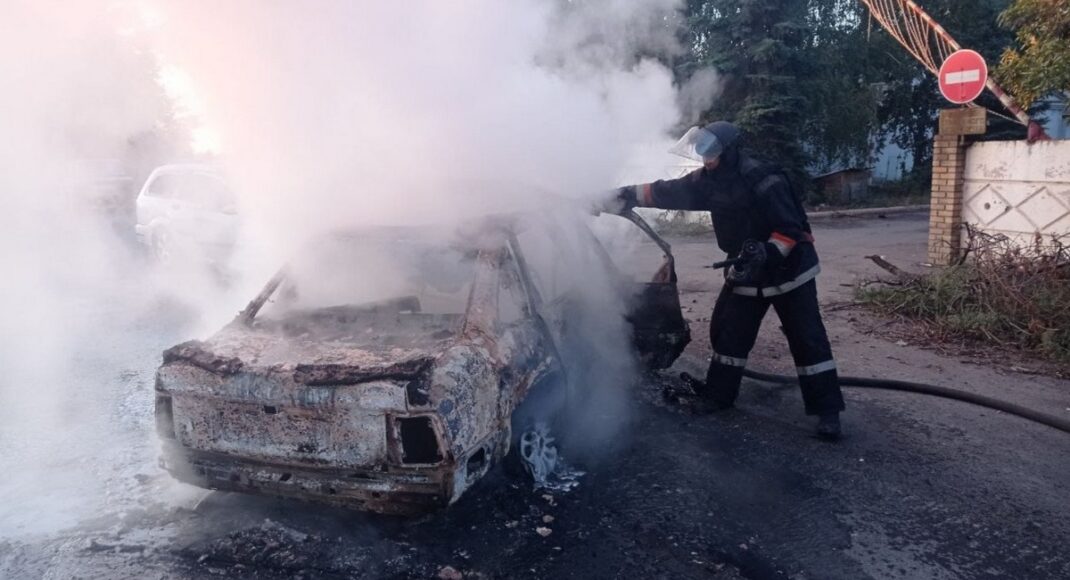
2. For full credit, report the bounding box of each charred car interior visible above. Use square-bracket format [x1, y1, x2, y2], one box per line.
[155, 211, 690, 514]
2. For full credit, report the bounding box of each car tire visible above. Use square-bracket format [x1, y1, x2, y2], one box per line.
[503, 372, 567, 482]
[503, 421, 561, 482]
[150, 227, 172, 264]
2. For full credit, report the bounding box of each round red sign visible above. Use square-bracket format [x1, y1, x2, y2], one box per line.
[939, 49, 988, 105]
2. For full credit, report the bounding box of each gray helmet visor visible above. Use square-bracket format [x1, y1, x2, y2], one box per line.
[669, 126, 723, 162]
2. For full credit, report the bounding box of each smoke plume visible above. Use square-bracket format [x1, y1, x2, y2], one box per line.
[148, 1, 687, 252]
[0, 0, 721, 537]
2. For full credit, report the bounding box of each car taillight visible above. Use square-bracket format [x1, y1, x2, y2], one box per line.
[155, 395, 176, 440]
[395, 416, 443, 464]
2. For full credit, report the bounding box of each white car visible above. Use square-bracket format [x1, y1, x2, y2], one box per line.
[135, 164, 238, 266]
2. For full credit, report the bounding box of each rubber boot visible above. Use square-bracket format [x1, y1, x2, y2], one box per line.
[816, 413, 842, 441]
[680, 372, 734, 414]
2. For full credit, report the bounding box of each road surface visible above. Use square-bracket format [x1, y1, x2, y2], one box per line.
[2, 212, 1068, 579]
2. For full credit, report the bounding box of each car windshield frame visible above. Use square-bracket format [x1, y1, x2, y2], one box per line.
[235, 226, 497, 325]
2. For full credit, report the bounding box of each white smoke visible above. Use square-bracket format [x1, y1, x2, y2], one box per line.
[678, 67, 724, 125]
[0, 0, 721, 538]
[146, 0, 686, 253]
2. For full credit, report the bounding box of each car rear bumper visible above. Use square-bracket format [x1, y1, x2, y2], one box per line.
[160, 442, 452, 515]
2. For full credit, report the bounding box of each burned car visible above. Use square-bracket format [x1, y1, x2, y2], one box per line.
[155, 211, 689, 514]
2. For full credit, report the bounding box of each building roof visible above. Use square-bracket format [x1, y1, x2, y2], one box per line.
[812, 167, 871, 180]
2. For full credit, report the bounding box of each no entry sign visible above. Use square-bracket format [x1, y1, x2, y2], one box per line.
[939, 49, 988, 105]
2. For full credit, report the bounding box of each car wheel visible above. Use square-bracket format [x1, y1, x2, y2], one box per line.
[518, 423, 559, 484]
[151, 227, 172, 264]
[503, 371, 567, 483]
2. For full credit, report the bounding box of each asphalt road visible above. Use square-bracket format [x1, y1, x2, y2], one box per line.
[2, 212, 1069, 579]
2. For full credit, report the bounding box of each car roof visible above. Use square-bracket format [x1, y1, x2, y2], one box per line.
[313, 221, 510, 252]
[147, 163, 225, 177]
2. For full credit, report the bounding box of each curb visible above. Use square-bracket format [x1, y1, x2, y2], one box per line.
[652, 205, 929, 236]
[807, 204, 929, 220]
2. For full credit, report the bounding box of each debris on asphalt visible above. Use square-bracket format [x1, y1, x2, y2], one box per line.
[437, 565, 463, 580]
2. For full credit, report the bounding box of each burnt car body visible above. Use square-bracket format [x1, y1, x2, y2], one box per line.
[155, 211, 689, 514]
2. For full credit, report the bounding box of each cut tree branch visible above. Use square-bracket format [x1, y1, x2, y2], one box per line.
[865, 255, 921, 284]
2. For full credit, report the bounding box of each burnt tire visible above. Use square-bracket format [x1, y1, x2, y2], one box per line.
[503, 371, 566, 481]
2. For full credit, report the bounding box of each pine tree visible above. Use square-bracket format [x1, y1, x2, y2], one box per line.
[681, 0, 812, 182]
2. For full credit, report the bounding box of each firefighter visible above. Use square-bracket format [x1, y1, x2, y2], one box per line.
[611, 121, 845, 440]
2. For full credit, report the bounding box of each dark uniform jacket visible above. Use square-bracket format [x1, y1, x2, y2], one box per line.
[627, 155, 819, 297]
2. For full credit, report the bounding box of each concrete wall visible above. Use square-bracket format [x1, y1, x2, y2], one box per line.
[961, 140, 1070, 244]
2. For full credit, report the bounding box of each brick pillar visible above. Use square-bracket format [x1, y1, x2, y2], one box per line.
[928, 134, 968, 265]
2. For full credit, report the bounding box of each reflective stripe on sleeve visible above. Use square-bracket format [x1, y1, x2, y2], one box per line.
[637, 183, 654, 206]
[796, 360, 837, 376]
[712, 352, 748, 368]
[769, 232, 796, 257]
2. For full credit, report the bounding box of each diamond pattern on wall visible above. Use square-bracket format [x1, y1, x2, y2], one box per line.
[963, 183, 1013, 226]
[960, 141, 1070, 244]
[964, 182, 1070, 236]
[1045, 212, 1070, 236]
[1018, 187, 1070, 230]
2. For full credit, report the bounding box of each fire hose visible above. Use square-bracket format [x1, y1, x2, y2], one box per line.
[740, 370, 1070, 435]
[691, 255, 1070, 435]
[604, 210, 1067, 434]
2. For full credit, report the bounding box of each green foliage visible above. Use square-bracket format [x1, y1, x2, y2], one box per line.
[858, 232, 1070, 363]
[799, 0, 881, 170]
[676, 0, 1022, 186]
[680, 0, 813, 181]
[995, 0, 1070, 109]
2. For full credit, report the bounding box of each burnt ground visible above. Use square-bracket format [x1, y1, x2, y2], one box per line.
[3, 212, 1070, 579]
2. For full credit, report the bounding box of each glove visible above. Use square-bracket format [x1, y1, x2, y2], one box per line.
[595, 186, 638, 215]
